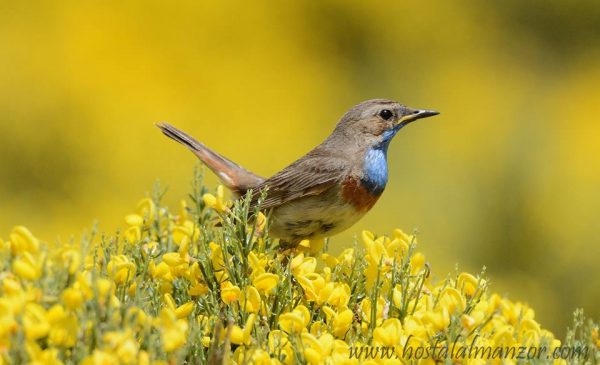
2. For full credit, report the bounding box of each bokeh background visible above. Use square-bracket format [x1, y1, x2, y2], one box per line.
[1, 1, 599, 336]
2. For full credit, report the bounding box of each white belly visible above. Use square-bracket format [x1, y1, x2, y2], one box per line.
[268, 193, 367, 243]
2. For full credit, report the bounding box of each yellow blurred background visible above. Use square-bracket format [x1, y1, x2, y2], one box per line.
[1, 1, 599, 336]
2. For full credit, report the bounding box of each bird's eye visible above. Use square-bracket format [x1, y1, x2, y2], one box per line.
[379, 109, 394, 120]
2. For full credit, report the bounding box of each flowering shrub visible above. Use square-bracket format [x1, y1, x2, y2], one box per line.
[0, 175, 598, 364]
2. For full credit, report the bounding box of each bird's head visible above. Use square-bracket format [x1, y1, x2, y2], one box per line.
[332, 99, 439, 150]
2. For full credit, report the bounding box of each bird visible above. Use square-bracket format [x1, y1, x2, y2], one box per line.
[157, 99, 438, 248]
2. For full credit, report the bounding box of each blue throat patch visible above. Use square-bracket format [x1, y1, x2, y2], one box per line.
[361, 127, 398, 196]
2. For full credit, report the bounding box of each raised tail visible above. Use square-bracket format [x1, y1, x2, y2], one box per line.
[157, 122, 264, 195]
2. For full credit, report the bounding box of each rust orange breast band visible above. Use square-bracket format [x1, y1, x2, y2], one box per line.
[341, 177, 382, 212]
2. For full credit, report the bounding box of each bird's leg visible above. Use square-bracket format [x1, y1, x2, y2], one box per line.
[277, 239, 298, 251]
[275, 239, 300, 269]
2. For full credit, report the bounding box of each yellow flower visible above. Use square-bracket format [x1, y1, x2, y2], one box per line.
[178, 235, 190, 258]
[230, 314, 256, 345]
[163, 293, 177, 310]
[124, 226, 141, 243]
[437, 287, 465, 314]
[331, 308, 353, 338]
[253, 273, 278, 294]
[362, 231, 391, 264]
[209, 242, 226, 270]
[162, 252, 185, 267]
[203, 185, 229, 212]
[25, 342, 62, 365]
[0, 299, 17, 349]
[0, 196, 590, 363]
[410, 252, 426, 275]
[214, 270, 229, 283]
[248, 251, 267, 277]
[403, 315, 428, 341]
[221, 281, 241, 304]
[457, 272, 484, 297]
[360, 297, 386, 326]
[136, 198, 156, 222]
[2, 277, 22, 297]
[178, 199, 189, 224]
[301, 332, 335, 365]
[298, 238, 326, 254]
[151, 261, 172, 280]
[189, 282, 209, 296]
[62, 287, 84, 310]
[51, 245, 82, 275]
[362, 231, 397, 289]
[246, 349, 273, 365]
[117, 338, 139, 364]
[172, 224, 194, 246]
[320, 253, 338, 269]
[593, 327, 600, 347]
[267, 330, 293, 360]
[291, 254, 317, 276]
[103, 330, 140, 364]
[492, 324, 516, 346]
[158, 308, 189, 352]
[74, 272, 93, 300]
[323, 283, 351, 308]
[279, 305, 310, 334]
[126, 307, 150, 328]
[461, 314, 477, 331]
[392, 228, 416, 247]
[373, 318, 403, 346]
[81, 350, 118, 365]
[23, 303, 50, 340]
[255, 212, 267, 232]
[240, 286, 261, 313]
[386, 233, 410, 260]
[124, 213, 144, 227]
[330, 340, 356, 365]
[141, 241, 159, 257]
[422, 307, 450, 331]
[175, 301, 195, 319]
[95, 278, 116, 305]
[47, 304, 78, 347]
[9, 226, 39, 254]
[13, 252, 42, 280]
[107, 255, 136, 284]
[321, 248, 355, 272]
[297, 273, 325, 302]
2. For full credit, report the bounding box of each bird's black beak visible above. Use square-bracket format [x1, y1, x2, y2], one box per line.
[397, 108, 440, 126]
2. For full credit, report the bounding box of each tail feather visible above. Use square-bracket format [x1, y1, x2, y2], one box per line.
[157, 122, 264, 195]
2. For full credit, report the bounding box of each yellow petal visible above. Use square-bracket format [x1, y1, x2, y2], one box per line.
[457, 272, 482, 297]
[221, 282, 241, 304]
[162, 252, 185, 267]
[332, 309, 353, 338]
[175, 302, 194, 319]
[240, 286, 261, 313]
[62, 287, 84, 310]
[13, 255, 40, 280]
[229, 325, 245, 345]
[279, 312, 306, 333]
[9, 226, 39, 254]
[136, 198, 156, 221]
[253, 273, 278, 294]
[373, 318, 402, 346]
[124, 214, 144, 227]
[23, 303, 49, 340]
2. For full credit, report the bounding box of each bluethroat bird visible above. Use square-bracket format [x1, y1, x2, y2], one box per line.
[157, 99, 438, 248]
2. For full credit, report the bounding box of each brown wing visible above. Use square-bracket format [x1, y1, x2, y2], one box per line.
[248, 154, 349, 210]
